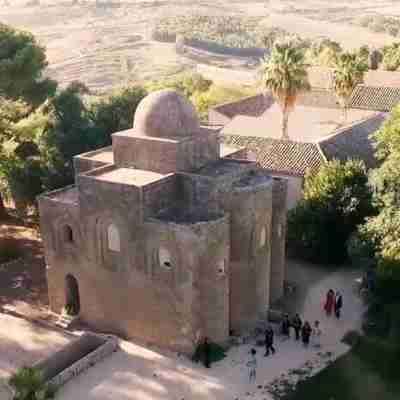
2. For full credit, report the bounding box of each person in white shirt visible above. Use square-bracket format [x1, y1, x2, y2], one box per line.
[312, 320, 322, 348]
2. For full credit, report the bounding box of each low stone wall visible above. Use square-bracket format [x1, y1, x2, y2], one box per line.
[46, 334, 118, 388]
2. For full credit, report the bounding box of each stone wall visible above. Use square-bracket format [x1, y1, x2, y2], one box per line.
[47, 334, 118, 388]
[112, 130, 220, 174]
[223, 175, 273, 332]
[270, 178, 288, 304]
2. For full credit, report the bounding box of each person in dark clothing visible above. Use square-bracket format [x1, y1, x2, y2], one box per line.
[281, 314, 291, 340]
[292, 314, 302, 341]
[301, 321, 312, 347]
[334, 291, 343, 319]
[264, 325, 276, 356]
[204, 337, 211, 368]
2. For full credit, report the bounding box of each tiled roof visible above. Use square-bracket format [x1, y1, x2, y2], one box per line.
[212, 93, 274, 119]
[349, 85, 400, 112]
[318, 113, 387, 169]
[222, 135, 324, 176]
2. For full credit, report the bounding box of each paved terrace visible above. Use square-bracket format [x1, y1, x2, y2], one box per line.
[222, 103, 376, 142]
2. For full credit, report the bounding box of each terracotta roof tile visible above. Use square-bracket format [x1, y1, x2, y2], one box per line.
[212, 93, 274, 119]
[222, 135, 324, 176]
[350, 85, 400, 112]
[317, 113, 386, 168]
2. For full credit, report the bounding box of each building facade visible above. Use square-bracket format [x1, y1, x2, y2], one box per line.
[39, 90, 287, 353]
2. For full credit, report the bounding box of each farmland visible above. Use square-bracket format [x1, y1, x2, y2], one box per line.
[0, 0, 398, 91]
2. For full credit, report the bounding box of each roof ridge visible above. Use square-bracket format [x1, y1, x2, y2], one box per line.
[315, 112, 385, 144]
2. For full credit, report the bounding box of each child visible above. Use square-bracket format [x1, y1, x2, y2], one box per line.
[312, 320, 322, 348]
[247, 348, 257, 383]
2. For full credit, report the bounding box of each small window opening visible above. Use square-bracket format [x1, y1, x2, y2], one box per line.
[159, 247, 172, 270]
[217, 259, 226, 276]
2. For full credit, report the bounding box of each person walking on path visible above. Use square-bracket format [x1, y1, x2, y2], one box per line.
[334, 291, 343, 319]
[281, 314, 291, 341]
[292, 313, 302, 341]
[247, 349, 257, 383]
[301, 321, 312, 347]
[312, 320, 322, 348]
[324, 289, 335, 316]
[264, 325, 276, 356]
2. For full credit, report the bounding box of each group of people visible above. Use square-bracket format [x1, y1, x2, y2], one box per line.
[247, 290, 344, 383]
[323, 289, 343, 319]
[280, 313, 321, 348]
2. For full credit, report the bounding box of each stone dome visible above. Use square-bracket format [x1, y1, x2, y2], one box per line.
[133, 89, 200, 138]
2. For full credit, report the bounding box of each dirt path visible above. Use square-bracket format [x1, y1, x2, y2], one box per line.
[0, 216, 52, 322]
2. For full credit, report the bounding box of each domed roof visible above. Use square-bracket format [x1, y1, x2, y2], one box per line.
[133, 90, 200, 138]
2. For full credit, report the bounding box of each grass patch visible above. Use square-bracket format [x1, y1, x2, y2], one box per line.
[281, 336, 400, 400]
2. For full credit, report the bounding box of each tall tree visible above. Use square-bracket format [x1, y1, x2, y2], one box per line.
[332, 52, 367, 121]
[0, 23, 56, 105]
[262, 41, 310, 140]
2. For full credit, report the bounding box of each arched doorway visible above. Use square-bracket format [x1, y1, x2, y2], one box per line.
[65, 274, 80, 315]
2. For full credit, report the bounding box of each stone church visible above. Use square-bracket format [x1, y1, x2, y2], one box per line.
[38, 89, 287, 352]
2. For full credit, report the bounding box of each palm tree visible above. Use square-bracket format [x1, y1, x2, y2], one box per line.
[333, 52, 367, 121]
[262, 41, 310, 140]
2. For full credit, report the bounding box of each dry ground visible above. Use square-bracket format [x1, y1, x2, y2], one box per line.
[0, 0, 397, 91]
[0, 213, 51, 322]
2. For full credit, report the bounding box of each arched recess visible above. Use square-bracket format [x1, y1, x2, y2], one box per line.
[55, 215, 80, 252]
[65, 274, 80, 315]
[107, 223, 120, 252]
[95, 215, 124, 268]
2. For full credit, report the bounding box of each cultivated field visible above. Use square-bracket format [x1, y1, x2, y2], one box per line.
[0, 0, 397, 91]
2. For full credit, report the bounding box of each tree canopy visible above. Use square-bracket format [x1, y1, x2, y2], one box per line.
[0, 23, 56, 105]
[262, 41, 310, 139]
[288, 159, 374, 264]
[332, 52, 367, 120]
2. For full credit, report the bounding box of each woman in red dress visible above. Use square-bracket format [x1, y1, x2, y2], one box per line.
[324, 289, 335, 316]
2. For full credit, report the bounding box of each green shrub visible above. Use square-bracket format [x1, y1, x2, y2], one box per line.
[0, 239, 22, 264]
[151, 15, 291, 50]
[9, 366, 56, 400]
[341, 330, 361, 346]
[355, 335, 400, 381]
[288, 160, 374, 264]
[192, 341, 226, 365]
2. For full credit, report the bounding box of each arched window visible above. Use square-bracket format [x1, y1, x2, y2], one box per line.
[260, 226, 266, 248]
[62, 225, 74, 243]
[107, 223, 120, 252]
[159, 247, 172, 270]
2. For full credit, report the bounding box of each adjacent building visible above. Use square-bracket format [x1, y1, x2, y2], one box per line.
[211, 79, 391, 209]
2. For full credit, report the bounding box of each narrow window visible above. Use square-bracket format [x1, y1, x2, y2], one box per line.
[260, 226, 266, 248]
[217, 259, 226, 276]
[107, 223, 120, 252]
